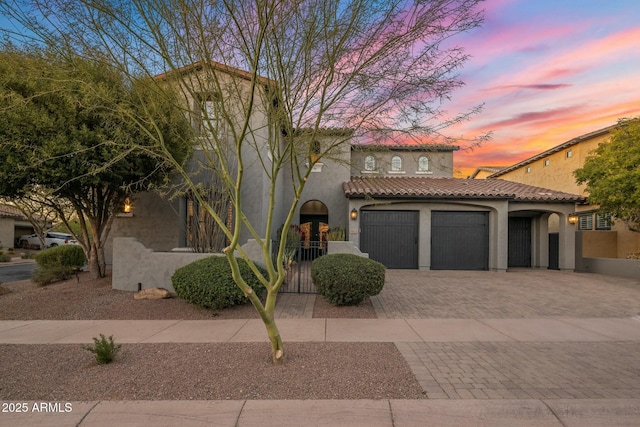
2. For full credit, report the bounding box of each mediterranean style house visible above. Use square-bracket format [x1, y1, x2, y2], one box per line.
[106, 62, 586, 273]
[488, 124, 640, 261]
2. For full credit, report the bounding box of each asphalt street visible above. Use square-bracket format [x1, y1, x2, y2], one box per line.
[0, 262, 35, 282]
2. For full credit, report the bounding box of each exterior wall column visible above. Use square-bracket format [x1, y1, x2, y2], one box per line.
[558, 211, 577, 271]
[347, 200, 366, 250]
[492, 201, 509, 272]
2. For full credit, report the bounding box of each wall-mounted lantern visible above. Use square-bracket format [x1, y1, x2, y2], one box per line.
[568, 214, 578, 224]
[350, 208, 358, 221]
[123, 198, 133, 214]
[117, 197, 134, 217]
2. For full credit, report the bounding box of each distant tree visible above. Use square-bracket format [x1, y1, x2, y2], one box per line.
[0, 48, 193, 277]
[1, 0, 487, 363]
[0, 189, 68, 248]
[574, 118, 640, 232]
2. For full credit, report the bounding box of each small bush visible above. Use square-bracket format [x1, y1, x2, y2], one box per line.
[326, 226, 346, 241]
[312, 254, 386, 306]
[83, 334, 121, 364]
[0, 251, 10, 262]
[171, 256, 267, 310]
[33, 245, 86, 285]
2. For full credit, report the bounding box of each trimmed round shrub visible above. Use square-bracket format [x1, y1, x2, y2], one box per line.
[311, 254, 386, 306]
[171, 256, 267, 310]
[33, 245, 86, 285]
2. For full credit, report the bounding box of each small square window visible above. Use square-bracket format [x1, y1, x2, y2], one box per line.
[526, 167, 531, 173]
[566, 150, 573, 158]
[578, 214, 593, 231]
[596, 213, 612, 230]
[543, 159, 550, 166]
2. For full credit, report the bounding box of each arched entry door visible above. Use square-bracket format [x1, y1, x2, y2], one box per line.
[299, 200, 329, 260]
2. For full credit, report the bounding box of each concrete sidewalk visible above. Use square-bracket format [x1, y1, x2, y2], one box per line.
[2, 317, 640, 344]
[2, 317, 640, 426]
[3, 398, 640, 426]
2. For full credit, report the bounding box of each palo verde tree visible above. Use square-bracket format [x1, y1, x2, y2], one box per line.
[0, 48, 193, 277]
[2, 0, 487, 363]
[574, 117, 640, 232]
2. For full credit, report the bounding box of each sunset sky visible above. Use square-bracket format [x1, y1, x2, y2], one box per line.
[445, 0, 640, 177]
[1, 0, 638, 180]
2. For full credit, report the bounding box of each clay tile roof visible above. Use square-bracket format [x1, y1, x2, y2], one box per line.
[0, 204, 27, 220]
[342, 177, 585, 202]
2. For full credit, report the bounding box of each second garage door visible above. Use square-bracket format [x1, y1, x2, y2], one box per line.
[431, 211, 489, 270]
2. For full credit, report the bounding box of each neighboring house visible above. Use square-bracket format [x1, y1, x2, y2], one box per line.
[468, 166, 507, 179]
[0, 204, 35, 249]
[487, 124, 640, 260]
[107, 62, 586, 272]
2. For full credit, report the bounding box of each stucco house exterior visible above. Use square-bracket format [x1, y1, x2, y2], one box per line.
[107, 63, 586, 273]
[487, 124, 640, 261]
[0, 204, 35, 249]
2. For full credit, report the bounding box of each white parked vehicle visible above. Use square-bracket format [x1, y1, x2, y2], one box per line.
[18, 232, 79, 249]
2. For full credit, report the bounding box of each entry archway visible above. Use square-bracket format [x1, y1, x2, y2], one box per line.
[299, 200, 329, 243]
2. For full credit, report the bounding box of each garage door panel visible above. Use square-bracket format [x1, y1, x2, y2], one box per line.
[431, 211, 488, 270]
[360, 210, 418, 269]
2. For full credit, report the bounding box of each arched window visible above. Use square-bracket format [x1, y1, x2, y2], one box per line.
[418, 156, 429, 172]
[364, 155, 376, 171]
[391, 155, 402, 171]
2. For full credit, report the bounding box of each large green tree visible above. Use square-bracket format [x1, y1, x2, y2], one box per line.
[574, 118, 640, 232]
[0, 48, 193, 277]
[1, 0, 487, 363]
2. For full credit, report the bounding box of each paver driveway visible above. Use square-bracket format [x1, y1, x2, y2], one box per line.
[369, 269, 640, 399]
[372, 269, 640, 319]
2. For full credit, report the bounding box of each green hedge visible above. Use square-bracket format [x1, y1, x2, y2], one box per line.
[33, 245, 86, 285]
[311, 254, 386, 305]
[171, 256, 267, 310]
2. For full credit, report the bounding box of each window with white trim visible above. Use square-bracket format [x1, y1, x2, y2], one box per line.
[391, 155, 402, 172]
[417, 156, 429, 172]
[198, 92, 225, 139]
[364, 155, 376, 171]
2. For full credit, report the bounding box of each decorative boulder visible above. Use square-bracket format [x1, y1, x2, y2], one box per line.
[134, 287, 172, 300]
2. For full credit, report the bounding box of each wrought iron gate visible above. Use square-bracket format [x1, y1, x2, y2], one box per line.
[275, 240, 325, 293]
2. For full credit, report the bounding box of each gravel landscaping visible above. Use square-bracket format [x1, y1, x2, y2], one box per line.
[0, 271, 423, 400]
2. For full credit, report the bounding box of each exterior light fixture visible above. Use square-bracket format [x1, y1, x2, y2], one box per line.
[350, 208, 358, 220]
[123, 198, 133, 214]
[568, 214, 578, 224]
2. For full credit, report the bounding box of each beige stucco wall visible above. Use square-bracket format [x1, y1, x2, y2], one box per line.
[494, 133, 608, 193]
[615, 224, 640, 258]
[493, 129, 639, 258]
[0, 218, 14, 249]
[580, 231, 617, 258]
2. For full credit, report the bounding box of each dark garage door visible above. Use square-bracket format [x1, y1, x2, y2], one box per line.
[431, 211, 489, 270]
[360, 210, 419, 269]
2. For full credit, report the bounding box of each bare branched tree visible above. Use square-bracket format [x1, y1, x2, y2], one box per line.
[1, 0, 486, 363]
